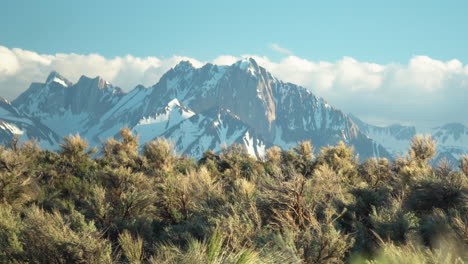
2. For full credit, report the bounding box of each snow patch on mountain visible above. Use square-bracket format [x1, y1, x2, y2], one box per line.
[352, 115, 468, 162]
[41, 111, 91, 137]
[364, 126, 412, 156]
[0, 99, 60, 147]
[0, 122, 23, 135]
[6, 58, 466, 162]
[49, 77, 69, 87]
[133, 99, 195, 143]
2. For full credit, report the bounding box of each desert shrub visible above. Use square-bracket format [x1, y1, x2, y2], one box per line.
[59, 134, 96, 164]
[219, 144, 259, 181]
[118, 230, 144, 264]
[0, 203, 23, 262]
[157, 167, 223, 224]
[311, 164, 348, 205]
[85, 185, 110, 225]
[149, 228, 281, 264]
[259, 161, 354, 263]
[233, 178, 257, 200]
[0, 139, 41, 206]
[370, 198, 419, 244]
[269, 210, 354, 264]
[346, 185, 392, 256]
[143, 137, 177, 175]
[450, 210, 468, 245]
[460, 155, 468, 176]
[419, 209, 467, 255]
[293, 141, 315, 177]
[260, 162, 349, 229]
[389, 135, 437, 187]
[315, 141, 358, 182]
[264, 146, 283, 177]
[351, 186, 390, 220]
[20, 206, 112, 263]
[0, 130, 466, 263]
[49, 135, 99, 204]
[409, 135, 436, 165]
[102, 127, 143, 170]
[358, 158, 393, 187]
[365, 238, 466, 264]
[99, 166, 157, 221]
[265, 146, 282, 165]
[79, 165, 159, 250]
[261, 172, 316, 229]
[404, 175, 467, 213]
[211, 202, 262, 251]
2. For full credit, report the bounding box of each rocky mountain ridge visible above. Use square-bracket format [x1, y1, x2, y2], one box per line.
[0, 58, 464, 162]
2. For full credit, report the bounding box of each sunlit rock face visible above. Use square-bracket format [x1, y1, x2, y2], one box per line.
[18, 57, 468, 161]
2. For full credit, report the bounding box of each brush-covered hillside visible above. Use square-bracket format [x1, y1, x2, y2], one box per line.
[0, 128, 467, 263]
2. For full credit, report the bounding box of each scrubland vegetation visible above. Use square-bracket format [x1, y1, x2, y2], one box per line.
[0, 128, 467, 263]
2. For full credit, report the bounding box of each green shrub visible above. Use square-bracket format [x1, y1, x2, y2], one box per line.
[370, 198, 419, 244]
[0, 204, 23, 262]
[20, 206, 112, 263]
[118, 230, 144, 264]
[364, 239, 466, 264]
[0, 131, 466, 263]
[315, 141, 358, 182]
[149, 228, 281, 264]
[143, 137, 177, 174]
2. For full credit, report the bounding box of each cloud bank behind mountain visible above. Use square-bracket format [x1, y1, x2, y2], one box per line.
[0, 45, 467, 127]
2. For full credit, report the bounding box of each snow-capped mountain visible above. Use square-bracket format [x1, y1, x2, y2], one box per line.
[0, 97, 59, 147]
[135, 58, 389, 159]
[2, 58, 465, 161]
[13, 71, 124, 137]
[352, 115, 468, 164]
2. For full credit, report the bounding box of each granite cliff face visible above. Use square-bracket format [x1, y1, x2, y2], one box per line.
[1, 58, 464, 161]
[124, 58, 389, 159]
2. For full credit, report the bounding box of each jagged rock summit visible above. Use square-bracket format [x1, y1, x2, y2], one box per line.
[0, 58, 465, 161]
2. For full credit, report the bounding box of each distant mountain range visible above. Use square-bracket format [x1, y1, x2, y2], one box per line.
[1, 58, 466, 162]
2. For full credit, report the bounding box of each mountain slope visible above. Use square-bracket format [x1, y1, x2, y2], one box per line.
[4, 58, 428, 160]
[160, 107, 268, 158]
[351, 115, 468, 163]
[13, 72, 124, 137]
[135, 58, 391, 159]
[0, 97, 59, 147]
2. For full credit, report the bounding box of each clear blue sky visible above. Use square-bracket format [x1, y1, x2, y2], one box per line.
[1, 0, 467, 63]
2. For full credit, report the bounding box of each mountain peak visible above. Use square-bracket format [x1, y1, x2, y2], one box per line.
[173, 60, 194, 72]
[7, 57, 467, 162]
[438, 122, 466, 130]
[76, 75, 114, 90]
[46, 71, 71, 87]
[232, 57, 261, 76]
[234, 57, 258, 69]
[166, 98, 182, 108]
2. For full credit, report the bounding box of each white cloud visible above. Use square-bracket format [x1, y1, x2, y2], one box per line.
[0, 45, 466, 127]
[0, 46, 206, 100]
[269, 43, 293, 55]
[250, 55, 468, 126]
[212, 55, 239, 66]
